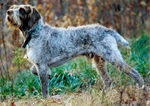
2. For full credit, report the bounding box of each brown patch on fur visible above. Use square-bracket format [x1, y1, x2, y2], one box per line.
[18, 5, 41, 31]
[26, 7, 41, 28]
[6, 5, 41, 31]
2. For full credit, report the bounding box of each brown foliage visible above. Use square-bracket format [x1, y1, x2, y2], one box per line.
[33, 0, 150, 37]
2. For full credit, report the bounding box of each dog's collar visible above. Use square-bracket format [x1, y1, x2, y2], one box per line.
[22, 19, 44, 48]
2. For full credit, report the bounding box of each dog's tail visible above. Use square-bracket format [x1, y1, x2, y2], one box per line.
[110, 30, 130, 49]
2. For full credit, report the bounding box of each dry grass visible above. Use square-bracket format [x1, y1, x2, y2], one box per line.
[1, 87, 150, 106]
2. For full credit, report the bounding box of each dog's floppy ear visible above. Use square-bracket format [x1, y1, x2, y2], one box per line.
[24, 5, 32, 14]
[27, 6, 41, 28]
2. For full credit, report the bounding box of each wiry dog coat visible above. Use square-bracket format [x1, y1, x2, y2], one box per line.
[6, 4, 146, 98]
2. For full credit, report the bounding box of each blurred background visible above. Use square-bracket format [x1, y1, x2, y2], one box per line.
[0, 0, 150, 104]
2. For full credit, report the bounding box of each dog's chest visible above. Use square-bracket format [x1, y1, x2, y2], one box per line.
[25, 46, 38, 63]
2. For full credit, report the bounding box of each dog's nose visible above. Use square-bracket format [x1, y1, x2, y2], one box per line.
[7, 10, 13, 15]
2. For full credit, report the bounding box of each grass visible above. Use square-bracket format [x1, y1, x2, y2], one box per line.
[0, 33, 150, 105]
[0, 57, 98, 100]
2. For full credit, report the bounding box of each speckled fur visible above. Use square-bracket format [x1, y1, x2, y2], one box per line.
[6, 5, 146, 98]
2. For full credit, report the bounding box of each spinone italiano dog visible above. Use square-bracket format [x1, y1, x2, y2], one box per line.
[6, 4, 146, 98]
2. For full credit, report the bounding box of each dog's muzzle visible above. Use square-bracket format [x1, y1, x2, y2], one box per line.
[7, 10, 13, 15]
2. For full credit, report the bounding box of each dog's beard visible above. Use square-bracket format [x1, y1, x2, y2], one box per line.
[6, 14, 21, 28]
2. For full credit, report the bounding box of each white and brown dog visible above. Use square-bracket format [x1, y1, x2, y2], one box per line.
[6, 4, 146, 98]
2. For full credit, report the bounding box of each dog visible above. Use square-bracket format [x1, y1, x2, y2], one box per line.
[6, 4, 146, 98]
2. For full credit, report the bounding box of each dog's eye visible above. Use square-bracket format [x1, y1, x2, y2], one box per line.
[19, 8, 25, 14]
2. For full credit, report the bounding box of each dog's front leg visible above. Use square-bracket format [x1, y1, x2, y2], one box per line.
[30, 65, 51, 79]
[30, 65, 38, 76]
[36, 64, 49, 98]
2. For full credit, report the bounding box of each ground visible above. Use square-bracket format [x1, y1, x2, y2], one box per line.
[1, 87, 150, 106]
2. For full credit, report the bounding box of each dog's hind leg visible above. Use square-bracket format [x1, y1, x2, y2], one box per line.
[113, 60, 144, 87]
[93, 55, 112, 88]
[100, 47, 144, 89]
[97, 36, 145, 89]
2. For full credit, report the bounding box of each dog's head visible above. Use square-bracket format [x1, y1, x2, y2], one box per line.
[6, 5, 41, 31]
